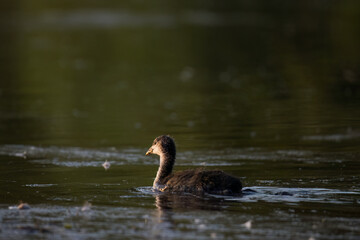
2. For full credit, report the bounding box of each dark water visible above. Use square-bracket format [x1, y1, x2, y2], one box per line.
[1, 1, 360, 239]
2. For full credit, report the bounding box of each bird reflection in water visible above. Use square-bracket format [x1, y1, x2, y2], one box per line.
[155, 192, 225, 211]
[148, 191, 230, 238]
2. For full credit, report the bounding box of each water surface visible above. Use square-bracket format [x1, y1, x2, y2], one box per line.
[1, 1, 360, 239]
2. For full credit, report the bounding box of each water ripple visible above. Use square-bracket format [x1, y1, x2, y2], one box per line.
[0, 144, 358, 168]
[228, 186, 360, 204]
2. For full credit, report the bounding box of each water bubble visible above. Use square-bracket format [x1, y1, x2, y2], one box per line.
[187, 121, 195, 128]
[179, 67, 194, 82]
[102, 160, 110, 170]
[243, 220, 252, 230]
[81, 201, 92, 211]
[134, 122, 142, 129]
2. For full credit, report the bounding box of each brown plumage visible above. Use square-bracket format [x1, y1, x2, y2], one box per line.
[146, 135, 242, 195]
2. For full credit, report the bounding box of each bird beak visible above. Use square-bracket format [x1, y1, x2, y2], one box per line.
[145, 147, 153, 156]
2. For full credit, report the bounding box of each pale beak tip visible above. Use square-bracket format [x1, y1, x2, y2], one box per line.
[145, 148, 152, 156]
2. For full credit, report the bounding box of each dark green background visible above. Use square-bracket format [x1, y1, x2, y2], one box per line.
[0, 1, 359, 239]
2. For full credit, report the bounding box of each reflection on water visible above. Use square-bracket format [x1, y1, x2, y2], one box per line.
[152, 189, 225, 211]
[0, 140, 359, 239]
[1, 1, 360, 149]
[302, 129, 360, 142]
[1, 1, 360, 239]
[14, 10, 277, 29]
[140, 186, 360, 207]
[1, 143, 359, 167]
[0, 185, 359, 239]
[1, 140, 360, 239]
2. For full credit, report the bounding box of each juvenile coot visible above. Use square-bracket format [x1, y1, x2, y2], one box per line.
[146, 135, 242, 195]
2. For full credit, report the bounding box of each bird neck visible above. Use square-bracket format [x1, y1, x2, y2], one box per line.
[153, 153, 175, 188]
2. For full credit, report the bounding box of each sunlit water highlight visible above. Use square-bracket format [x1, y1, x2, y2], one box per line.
[0, 144, 359, 239]
[1, 1, 360, 239]
[1, 144, 358, 167]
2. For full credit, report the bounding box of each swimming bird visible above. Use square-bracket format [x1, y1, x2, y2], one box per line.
[146, 135, 242, 195]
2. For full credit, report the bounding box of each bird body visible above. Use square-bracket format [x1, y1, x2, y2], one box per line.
[146, 135, 242, 195]
[163, 169, 242, 195]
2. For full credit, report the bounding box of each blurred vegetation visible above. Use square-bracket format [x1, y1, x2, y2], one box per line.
[0, 0, 359, 150]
